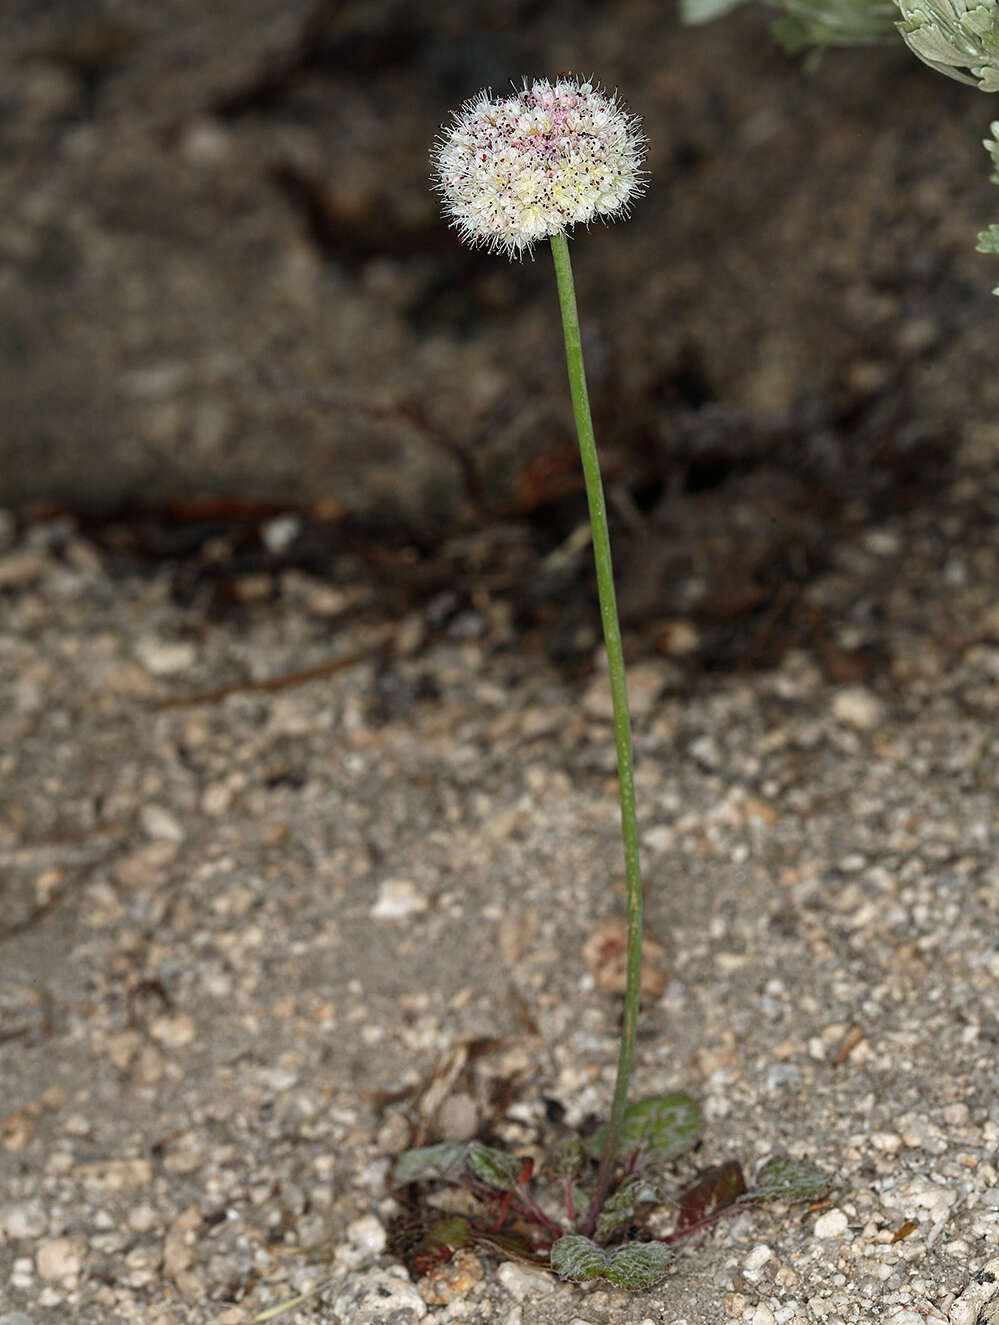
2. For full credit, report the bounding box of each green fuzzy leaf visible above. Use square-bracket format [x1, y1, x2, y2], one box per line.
[678, 0, 751, 23]
[393, 1140, 524, 1191]
[595, 1175, 645, 1241]
[985, 123, 999, 181]
[419, 1216, 471, 1253]
[543, 1136, 588, 1183]
[770, 0, 897, 51]
[588, 1092, 702, 1162]
[393, 1141, 472, 1185]
[465, 1142, 524, 1191]
[550, 1234, 674, 1290]
[742, 1156, 832, 1204]
[977, 224, 999, 255]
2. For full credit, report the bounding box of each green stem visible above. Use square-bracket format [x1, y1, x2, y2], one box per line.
[549, 230, 643, 1237]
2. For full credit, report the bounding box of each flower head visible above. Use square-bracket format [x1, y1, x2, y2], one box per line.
[894, 0, 999, 91]
[431, 77, 647, 260]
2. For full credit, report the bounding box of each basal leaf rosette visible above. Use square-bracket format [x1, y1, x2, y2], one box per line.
[894, 0, 999, 90]
[431, 77, 647, 260]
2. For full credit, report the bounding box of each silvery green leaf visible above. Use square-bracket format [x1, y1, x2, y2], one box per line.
[900, 23, 982, 64]
[980, 123, 999, 294]
[588, 1092, 702, 1162]
[550, 1234, 675, 1290]
[543, 1136, 588, 1182]
[393, 1140, 525, 1190]
[770, 0, 897, 48]
[976, 223, 999, 291]
[742, 1155, 832, 1204]
[895, 0, 999, 90]
[419, 1216, 471, 1251]
[393, 1141, 472, 1184]
[678, 0, 752, 23]
[986, 123, 999, 181]
[594, 1176, 646, 1241]
[465, 1142, 524, 1191]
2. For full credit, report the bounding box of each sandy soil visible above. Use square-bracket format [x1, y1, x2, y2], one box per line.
[3, 427, 999, 1323]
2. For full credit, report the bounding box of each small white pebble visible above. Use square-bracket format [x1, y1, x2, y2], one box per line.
[894, 1177, 957, 1222]
[1, 1204, 46, 1240]
[744, 1243, 774, 1274]
[870, 1131, 903, 1153]
[496, 1261, 555, 1301]
[751, 1307, 778, 1325]
[139, 804, 186, 843]
[372, 878, 428, 919]
[135, 637, 196, 676]
[0, 551, 47, 588]
[35, 1237, 82, 1282]
[813, 1208, 849, 1238]
[149, 1013, 196, 1049]
[863, 528, 901, 556]
[439, 1091, 478, 1141]
[949, 1257, 999, 1324]
[346, 1214, 386, 1256]
[261, 514, 302, 554]
[832, 686, 884, 731]
[127, 1204, 159, 1233]
[260, 1068, 299, 1092]
[329, 1267, 427, 1321]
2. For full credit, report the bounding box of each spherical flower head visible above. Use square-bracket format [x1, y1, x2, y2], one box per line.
[431, 76, 647, 260]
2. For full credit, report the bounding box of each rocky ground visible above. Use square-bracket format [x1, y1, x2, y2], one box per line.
[3, 411, 999, 1324]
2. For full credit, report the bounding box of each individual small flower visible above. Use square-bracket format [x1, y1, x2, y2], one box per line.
[431, 76, 647, 259]
[894, 0, 999, 91]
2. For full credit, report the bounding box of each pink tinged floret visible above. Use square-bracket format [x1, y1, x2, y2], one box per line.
[431, 75, 647, 260]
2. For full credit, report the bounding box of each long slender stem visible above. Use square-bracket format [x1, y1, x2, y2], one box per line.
[549, 230, 643, 1237]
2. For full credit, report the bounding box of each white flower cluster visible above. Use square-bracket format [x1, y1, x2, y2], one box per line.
[431, 77, 646, 259]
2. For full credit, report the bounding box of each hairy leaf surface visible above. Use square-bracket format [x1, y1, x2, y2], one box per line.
[742, 1156, 831, 1204]
[551, 1234, 674, 1289]
[588, 1092, 702, 1161]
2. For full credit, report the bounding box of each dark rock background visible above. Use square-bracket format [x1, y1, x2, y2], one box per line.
[3, 0, 997, 538]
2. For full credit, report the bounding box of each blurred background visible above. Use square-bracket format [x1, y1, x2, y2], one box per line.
[3, 0, 998, 670]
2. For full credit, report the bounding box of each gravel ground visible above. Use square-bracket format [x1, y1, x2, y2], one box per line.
[4, 455, 999, 1325]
